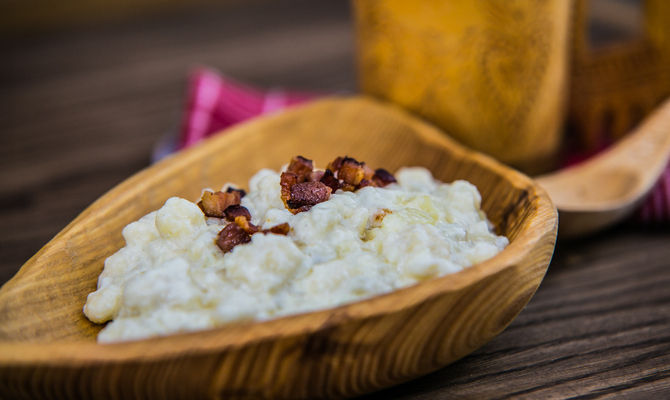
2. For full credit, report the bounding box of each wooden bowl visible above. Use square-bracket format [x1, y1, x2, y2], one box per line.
[0, 97, 557, 399]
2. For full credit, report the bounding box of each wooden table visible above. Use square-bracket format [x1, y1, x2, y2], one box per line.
[2, 1, 669, 398]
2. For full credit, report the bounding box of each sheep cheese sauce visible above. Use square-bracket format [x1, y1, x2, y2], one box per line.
[84, 156, 508, 342]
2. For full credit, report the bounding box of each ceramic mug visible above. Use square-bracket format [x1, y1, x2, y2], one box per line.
[353, 0, 572, 173]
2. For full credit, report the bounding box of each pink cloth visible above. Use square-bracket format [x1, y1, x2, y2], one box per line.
[177, 69, 670, 225]
[637, 161, 670, 223]
[178, 69, 317, 149]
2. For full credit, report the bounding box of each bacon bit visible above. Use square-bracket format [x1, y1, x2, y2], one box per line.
[226, 186, 246, 198]
[326, 156, 344, 173]
[262, 222, 290, 235]
[325, 156, 385, 191]
[287, 181, 332, 211]
[363, 164, 375, 180]
[372, 168, 397, 187]
[216, 220, 289, 253]
[309, 170, 325, 182]
[287, 155, 314, 182]
[281, 160, 333, 213]
[338, 159, 366, 187]
[280, 172, 299, 208]
[212, 155, 397, 253]
[224, 205, 251, 222]
[234, 215, 259, 234]
[320, 169, 341, 192]
[198, 190, 241, 218]
[216, 223, 251, 253]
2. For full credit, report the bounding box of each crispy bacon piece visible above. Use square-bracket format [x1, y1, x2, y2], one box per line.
[224, 205, 251, 222]
[325, 156, 378, 191]
[319, 169, 341, 192]
[280, 172, 299, 207]
[281, 170, 333, 213]
[198, 190, 241, 218]
[213, 155, 396, 252]
[216, 220, 289, 253]
[372, 168, 397, 187]
[262, 222, 290, 235]
[234, 215, 259, 234]
[338, 158, 366, 187]
[309, 170, 325, 182]
[282, 155, 398, 209]
[326, 156, 344, 173]
[216, 223, 251, 253]
[226, 186, 246, 198]
[287, 155, 314, 182]
[363, 164, 375, 180]
[287, 181, 332, 210]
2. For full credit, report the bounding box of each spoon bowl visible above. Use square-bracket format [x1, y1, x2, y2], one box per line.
[537, 98, 670, 238]
[0, 97, 557, 399]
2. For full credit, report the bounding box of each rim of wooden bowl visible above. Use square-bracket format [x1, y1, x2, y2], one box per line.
[0, 96, 557, 366]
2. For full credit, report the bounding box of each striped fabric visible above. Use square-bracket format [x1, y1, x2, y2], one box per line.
[177, 69, 670, 225]
[178, 68, 317, 149]
[636, 162, 670, 223]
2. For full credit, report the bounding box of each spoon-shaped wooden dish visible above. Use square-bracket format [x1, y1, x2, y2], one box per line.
[0, 97, 557, 400]
[536, 98, 670, 238]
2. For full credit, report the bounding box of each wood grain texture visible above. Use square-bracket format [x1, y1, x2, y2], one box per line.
[352, 0, 571, 173]
[2, 2, 669, 398]
[0, 96, 558, 399]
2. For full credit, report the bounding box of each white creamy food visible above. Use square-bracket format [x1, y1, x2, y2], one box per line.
[84, 166, 508, 342]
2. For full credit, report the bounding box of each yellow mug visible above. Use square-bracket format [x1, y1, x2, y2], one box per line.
[353, 0, 572, 173]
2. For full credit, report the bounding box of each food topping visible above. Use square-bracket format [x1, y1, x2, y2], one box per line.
[309, 170, 325, 182]
[286, 155, 314, 181]
[264, 222, 290, 235]
[325, 156, 396, 191]
[216, 223, 251, 253]
[205, 155, 397, 252]
[319, 169, 341, 192]
[224, 205, 252, 222]
[233, 215, 259, 234]
[279, 155, 398, 214]
[215, 218, 290, 253]
[198, 190, 242, 218]
[287, 181, 332, 210]
[199, 188, 291, 253]
[225, 186, 247, 198]
[372, 168, 397, 187]
[337, 157, 366, 186]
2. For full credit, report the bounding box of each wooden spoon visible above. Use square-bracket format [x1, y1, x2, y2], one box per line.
[536, 98, 670, 238]
[0, 97, 557, 399]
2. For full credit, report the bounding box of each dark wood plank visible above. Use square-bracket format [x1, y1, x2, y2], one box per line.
[2, 1, 669, 398]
